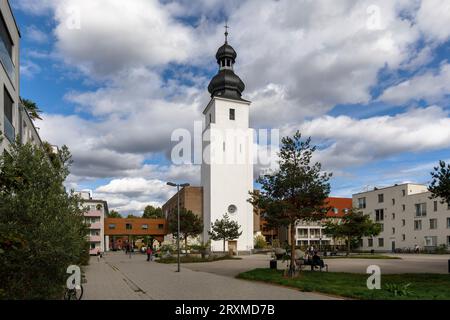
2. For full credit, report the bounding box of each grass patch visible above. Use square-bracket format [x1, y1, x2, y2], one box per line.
[326, 255, 401, 259]
[157, 255, 242, 264]
[237, 269, 450, 300]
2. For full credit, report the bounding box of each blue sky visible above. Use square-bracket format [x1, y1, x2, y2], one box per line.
[11, 0, 450, 214]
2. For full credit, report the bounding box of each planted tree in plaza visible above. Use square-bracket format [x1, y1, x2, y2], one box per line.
[249, 131, 332, 276]
[143, 205, 164, 218]
[168, 208, 203, 252]
[0, 137, 89, 299]
[20, 97, 43, 121]
[208, 213, 242, 253]
[429, 160, 450, 205]
[323, 208, 381, 256]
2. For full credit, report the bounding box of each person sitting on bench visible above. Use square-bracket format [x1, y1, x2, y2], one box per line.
[312, 251, 325, 269]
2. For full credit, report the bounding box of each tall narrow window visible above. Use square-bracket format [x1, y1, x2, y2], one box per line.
[229, 108, 235, 120]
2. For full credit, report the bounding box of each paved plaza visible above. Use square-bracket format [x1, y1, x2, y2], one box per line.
[182, 253, 450, 277]
[82, 252, 337, 300]
[83, 252, 449, 300]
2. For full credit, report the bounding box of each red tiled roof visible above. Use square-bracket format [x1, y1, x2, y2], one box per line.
[325, 197, 352, 217]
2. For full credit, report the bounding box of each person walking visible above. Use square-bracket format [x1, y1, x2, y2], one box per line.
[146, 247, 153, 262]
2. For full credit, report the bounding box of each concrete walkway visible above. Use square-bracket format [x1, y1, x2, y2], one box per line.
[183, 253, 450, 277]
[83, 252, 337, 300]
[182, 253, 450, 277]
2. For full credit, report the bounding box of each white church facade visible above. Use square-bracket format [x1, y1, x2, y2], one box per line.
[201, 31, 254, 253]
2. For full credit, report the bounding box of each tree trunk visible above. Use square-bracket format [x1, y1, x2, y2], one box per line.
[185, 236, 188, 256]
[289, 222, 296, 277]
[347, 236, 351, 256]
[223, 239, 226, 254]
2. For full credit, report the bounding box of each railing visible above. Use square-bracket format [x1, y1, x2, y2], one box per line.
[0, 37, 15, 84]
[4, 116, 15, 142]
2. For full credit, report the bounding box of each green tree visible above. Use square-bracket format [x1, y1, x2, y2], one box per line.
[107, 210, 122, 218]
[0, 138, 89, 299]
[323, 208, 381, 255]
[142, 205, 164, 218]
[208, 213, 242, 253]
[20, 97, 43, 121]
[168, 208, 203, 253]
[249, 131, 332, 276]
[126, 214, 139, 219]
[254, 234, 267, 249]
[429, 160, 450, 205]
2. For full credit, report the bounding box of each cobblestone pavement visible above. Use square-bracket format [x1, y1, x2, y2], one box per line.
[83, 252, 338, 300]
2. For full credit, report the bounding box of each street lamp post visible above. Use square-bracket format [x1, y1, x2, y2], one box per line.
[167, 182, 190, 272]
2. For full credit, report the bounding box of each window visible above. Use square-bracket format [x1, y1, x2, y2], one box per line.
[447, 218, 450, 229]
[90, 243, 96, 249]
[0, 14, 13, 59]
[343, 208, 349, 214]
[448, 236, 450, 247]
[126, 223, 132, 230]
[414, 220, 422, 230]
[3, 87, 14, 142]
[375, 209, 384, 221]
[368, 238, 373, 247]
[90, 229, 100, 236]
[434, 201, 438, 212]
[108, 224, 116, 230]
[378, 238, 384, 247]
[429, 219, 437, 230]
[402, 204, 405, 211]
[402, 189, 406, 196]
[424, 236, 437, 247]
[209, 113, 212, 124]
[158, 224, 164, 230]
[402, 219, 406, 227]
[402, 234, 406, 241]
[392, 198, 395, 205]
[358, 197, 366, 209]
[415, 203, 427, 217]
[229, 108, 235, 120]
[142, 224, 148, 230]
[380, 224, 384, 232]
[333, 208, 338, 214]
[392, 227, 395, 235]
[447, 203, 450, 210]
[392, 213, 395, 220]
[378, 194, 384, 203]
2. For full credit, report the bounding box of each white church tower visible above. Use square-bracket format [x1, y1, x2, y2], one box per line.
[201, 28, 254, 253]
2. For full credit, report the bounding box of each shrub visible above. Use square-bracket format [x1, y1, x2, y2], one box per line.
[254, 235, 267, 249]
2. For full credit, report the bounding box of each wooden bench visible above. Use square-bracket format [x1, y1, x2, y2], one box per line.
[295, 259, 328, 272]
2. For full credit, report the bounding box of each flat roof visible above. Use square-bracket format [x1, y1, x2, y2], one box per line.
[352, 183, 427, 196]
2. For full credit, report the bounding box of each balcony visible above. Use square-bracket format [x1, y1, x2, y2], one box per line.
[0, 37, 15, 84]
[89, 222, 102, 230]
[3, 115, 15, 143]
[89, 235, 102, 242]
[84, 210, 103, 217]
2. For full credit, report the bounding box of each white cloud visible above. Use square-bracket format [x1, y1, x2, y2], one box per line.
[416, 0, 450, 43]
[379, 62, 450, 104]
[20, 60, 41, 78]
[299, 106, 450, 169]
[25, 25, 49, 43]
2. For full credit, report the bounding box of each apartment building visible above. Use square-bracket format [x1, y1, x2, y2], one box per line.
[76, 191, 108, 255]
[354, 183, 450, 252]
[162, 186, 203, 219]
[278, 197, 353, 248]
[0, 1, 43, 153]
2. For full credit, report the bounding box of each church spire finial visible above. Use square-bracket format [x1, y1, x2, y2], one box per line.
[224, 21, 229, 43]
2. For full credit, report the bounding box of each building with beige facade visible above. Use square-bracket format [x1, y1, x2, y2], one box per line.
[354, 183, 450, 252]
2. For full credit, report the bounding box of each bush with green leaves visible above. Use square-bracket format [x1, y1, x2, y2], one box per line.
[254, 234, 267, 249]
[0, 139, 89, 299]
[385, 283, 414, 297]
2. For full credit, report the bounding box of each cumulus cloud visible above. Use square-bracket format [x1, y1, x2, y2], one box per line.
[299, 106, 450, 169]
[379, 62, 450, 105]
[25, 25, 49, 43]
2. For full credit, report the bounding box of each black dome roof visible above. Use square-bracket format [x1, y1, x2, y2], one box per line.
[208, 69, 245, 100]
[215, 43, 237, 62]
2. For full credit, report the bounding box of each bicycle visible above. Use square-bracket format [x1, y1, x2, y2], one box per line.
[64, 284, 84, 300]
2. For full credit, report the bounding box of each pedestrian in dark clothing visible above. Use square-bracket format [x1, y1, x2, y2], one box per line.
[146, 247, 153, 261]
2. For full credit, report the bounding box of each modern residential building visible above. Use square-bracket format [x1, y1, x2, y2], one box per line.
[354, 183, 450, 252]
[76, 191, 108, 255]
[104, 217, 167, 250]
[1, 1, 43, 153]
[278, 197, 353, 248]
[1, 0, 20, 152]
